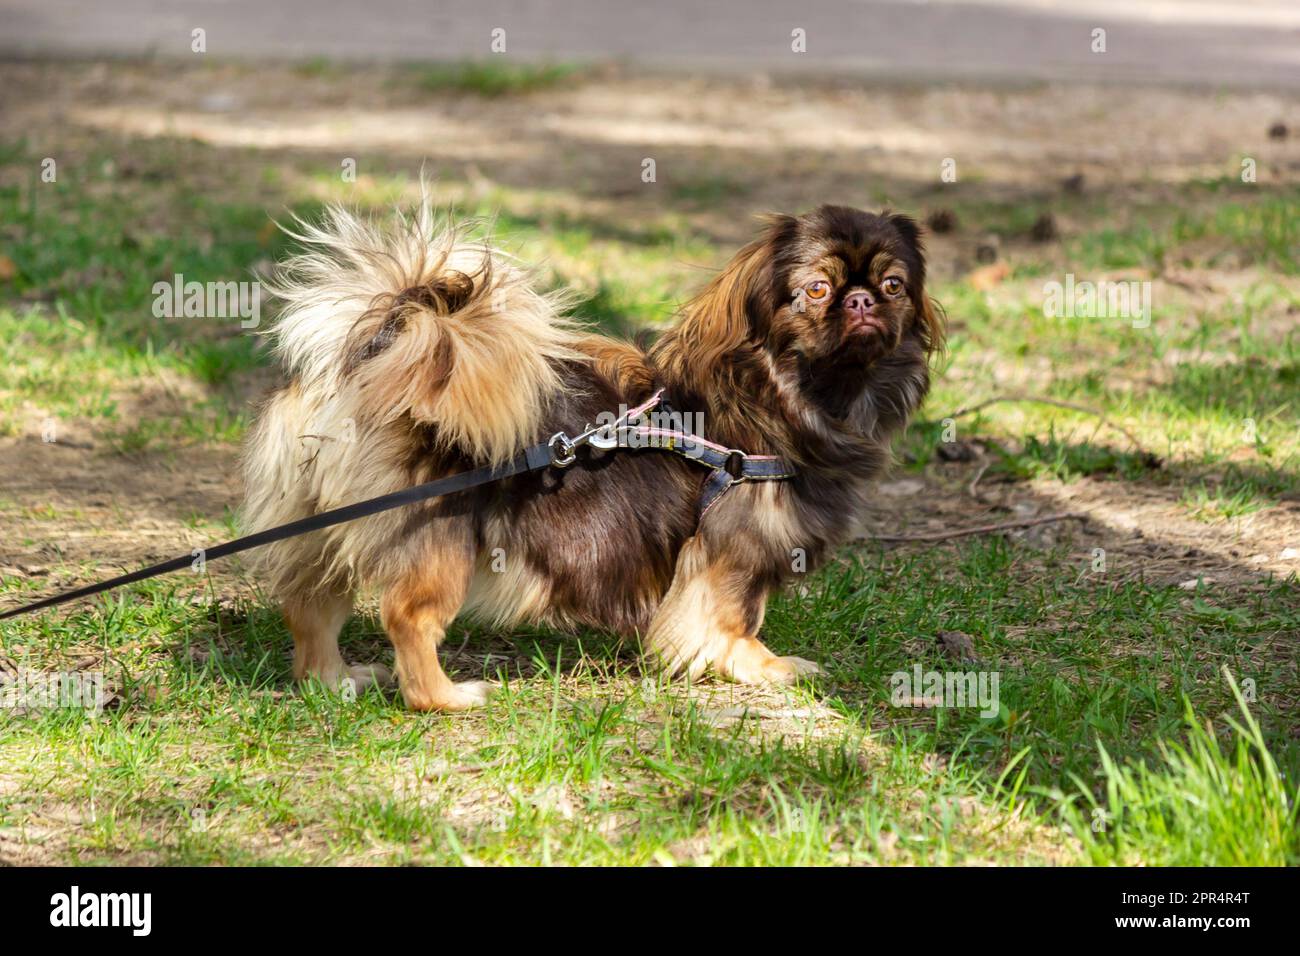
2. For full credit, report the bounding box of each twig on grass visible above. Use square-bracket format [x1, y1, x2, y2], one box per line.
[864, 511, 1088, 543]
[445, 631, 472, 665]
[946, 394, 1145, 450]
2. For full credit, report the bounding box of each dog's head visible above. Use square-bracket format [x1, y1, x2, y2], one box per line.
[669, 205, 943, 392]
[764, 205, 943, 365]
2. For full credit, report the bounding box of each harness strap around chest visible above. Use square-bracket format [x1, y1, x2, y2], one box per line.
[584, 390, 797, 521]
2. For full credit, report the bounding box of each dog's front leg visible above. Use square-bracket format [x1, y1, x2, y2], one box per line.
[644, 535, 821, 684]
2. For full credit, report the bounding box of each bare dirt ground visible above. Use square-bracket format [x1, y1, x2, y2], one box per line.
[6, 60, 1298, 234]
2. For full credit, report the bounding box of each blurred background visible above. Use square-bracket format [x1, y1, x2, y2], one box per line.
[4, 0, 1300, 87]
[0, 1, 1296, 866]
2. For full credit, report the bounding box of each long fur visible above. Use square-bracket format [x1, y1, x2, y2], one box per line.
[241, 199, 944, 710]
[242, 203, 584, 598]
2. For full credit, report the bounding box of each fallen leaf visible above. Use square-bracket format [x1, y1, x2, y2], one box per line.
[936, 438, 980, 462]
[968, 262, 1010, 291]
[937, 630, 977, 662]
[1029, 212, 1059, 242]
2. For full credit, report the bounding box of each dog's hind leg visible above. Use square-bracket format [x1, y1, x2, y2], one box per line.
[380, 531, 489, 712]
[645, 535, 821, 684]
[284, 586, 391, 693]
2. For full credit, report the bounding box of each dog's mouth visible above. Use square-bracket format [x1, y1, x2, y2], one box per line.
[840, 310, 898, 350]
[845, 313, 888, 338]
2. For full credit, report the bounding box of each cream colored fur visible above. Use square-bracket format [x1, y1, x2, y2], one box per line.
[240, 201, 584, 601]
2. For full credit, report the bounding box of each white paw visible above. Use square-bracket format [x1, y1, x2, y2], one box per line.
[347, 662, 394, 691]
[764, 655, 824, 684]
[431, 680, 496, 713]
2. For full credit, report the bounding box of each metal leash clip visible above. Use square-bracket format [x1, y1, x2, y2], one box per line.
[546, 403, 651, 468]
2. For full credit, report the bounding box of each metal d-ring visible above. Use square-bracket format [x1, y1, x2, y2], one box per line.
[722, 449, 748, 481]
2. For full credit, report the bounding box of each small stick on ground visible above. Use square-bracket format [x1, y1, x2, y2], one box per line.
[946, 394, 1144, 450]
[444, 631, 473, 665]
[864, 511, 1088, 543]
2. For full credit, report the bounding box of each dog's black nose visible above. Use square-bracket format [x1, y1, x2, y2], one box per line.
[843, 290, 874, 318]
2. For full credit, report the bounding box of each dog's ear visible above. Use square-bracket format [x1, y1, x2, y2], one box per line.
[668, 215, 794, 381]
[887, 213, 922, 254]
[886, 213, 945, 356]
[916, 294, 947, 356]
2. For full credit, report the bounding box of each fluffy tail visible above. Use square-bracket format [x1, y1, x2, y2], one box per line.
[240, 201, 584, 597]
[265, 201, 584, 466]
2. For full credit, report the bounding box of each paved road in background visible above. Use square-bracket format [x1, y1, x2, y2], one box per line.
[2, 0, 1299, 88]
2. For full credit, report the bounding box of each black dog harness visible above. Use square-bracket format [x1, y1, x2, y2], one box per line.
[0, 389, 795, 621]
[552, 389, 795, 519]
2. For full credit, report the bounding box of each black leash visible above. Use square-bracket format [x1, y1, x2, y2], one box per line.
[0, 390, 795, 622]
[0, 443, 554, 622]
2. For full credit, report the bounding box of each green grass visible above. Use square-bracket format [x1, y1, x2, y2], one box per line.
[669, 174, 752, 206]
[921, 215, 1300, 496]
[991, 429, 1160, 483]
[1181, 477, 1274, 523]
[2, 540, 1295, 864]
[772, 538, 1299, 798]
[1, 102, 1298, 865]
[0, 584, 1036, 865]
[1061, 673, 1297, 866]
[409, 61, 583, 97]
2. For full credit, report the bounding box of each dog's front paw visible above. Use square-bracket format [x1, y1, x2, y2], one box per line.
[716, 636, 823, 685]
[762, 655, 824, 685]
[444, 679, 495, 711]
[405, 679, 496, 713]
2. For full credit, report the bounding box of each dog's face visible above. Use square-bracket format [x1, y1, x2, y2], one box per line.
[761, 205, 940, 367]
[653, 203, 942, 427]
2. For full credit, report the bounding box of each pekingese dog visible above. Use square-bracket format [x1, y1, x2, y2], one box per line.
[242, 202, 943, 711]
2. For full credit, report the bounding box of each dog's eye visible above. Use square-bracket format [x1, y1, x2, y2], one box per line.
[881, 277, 905, 297]
[805, 281, 831, 300]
